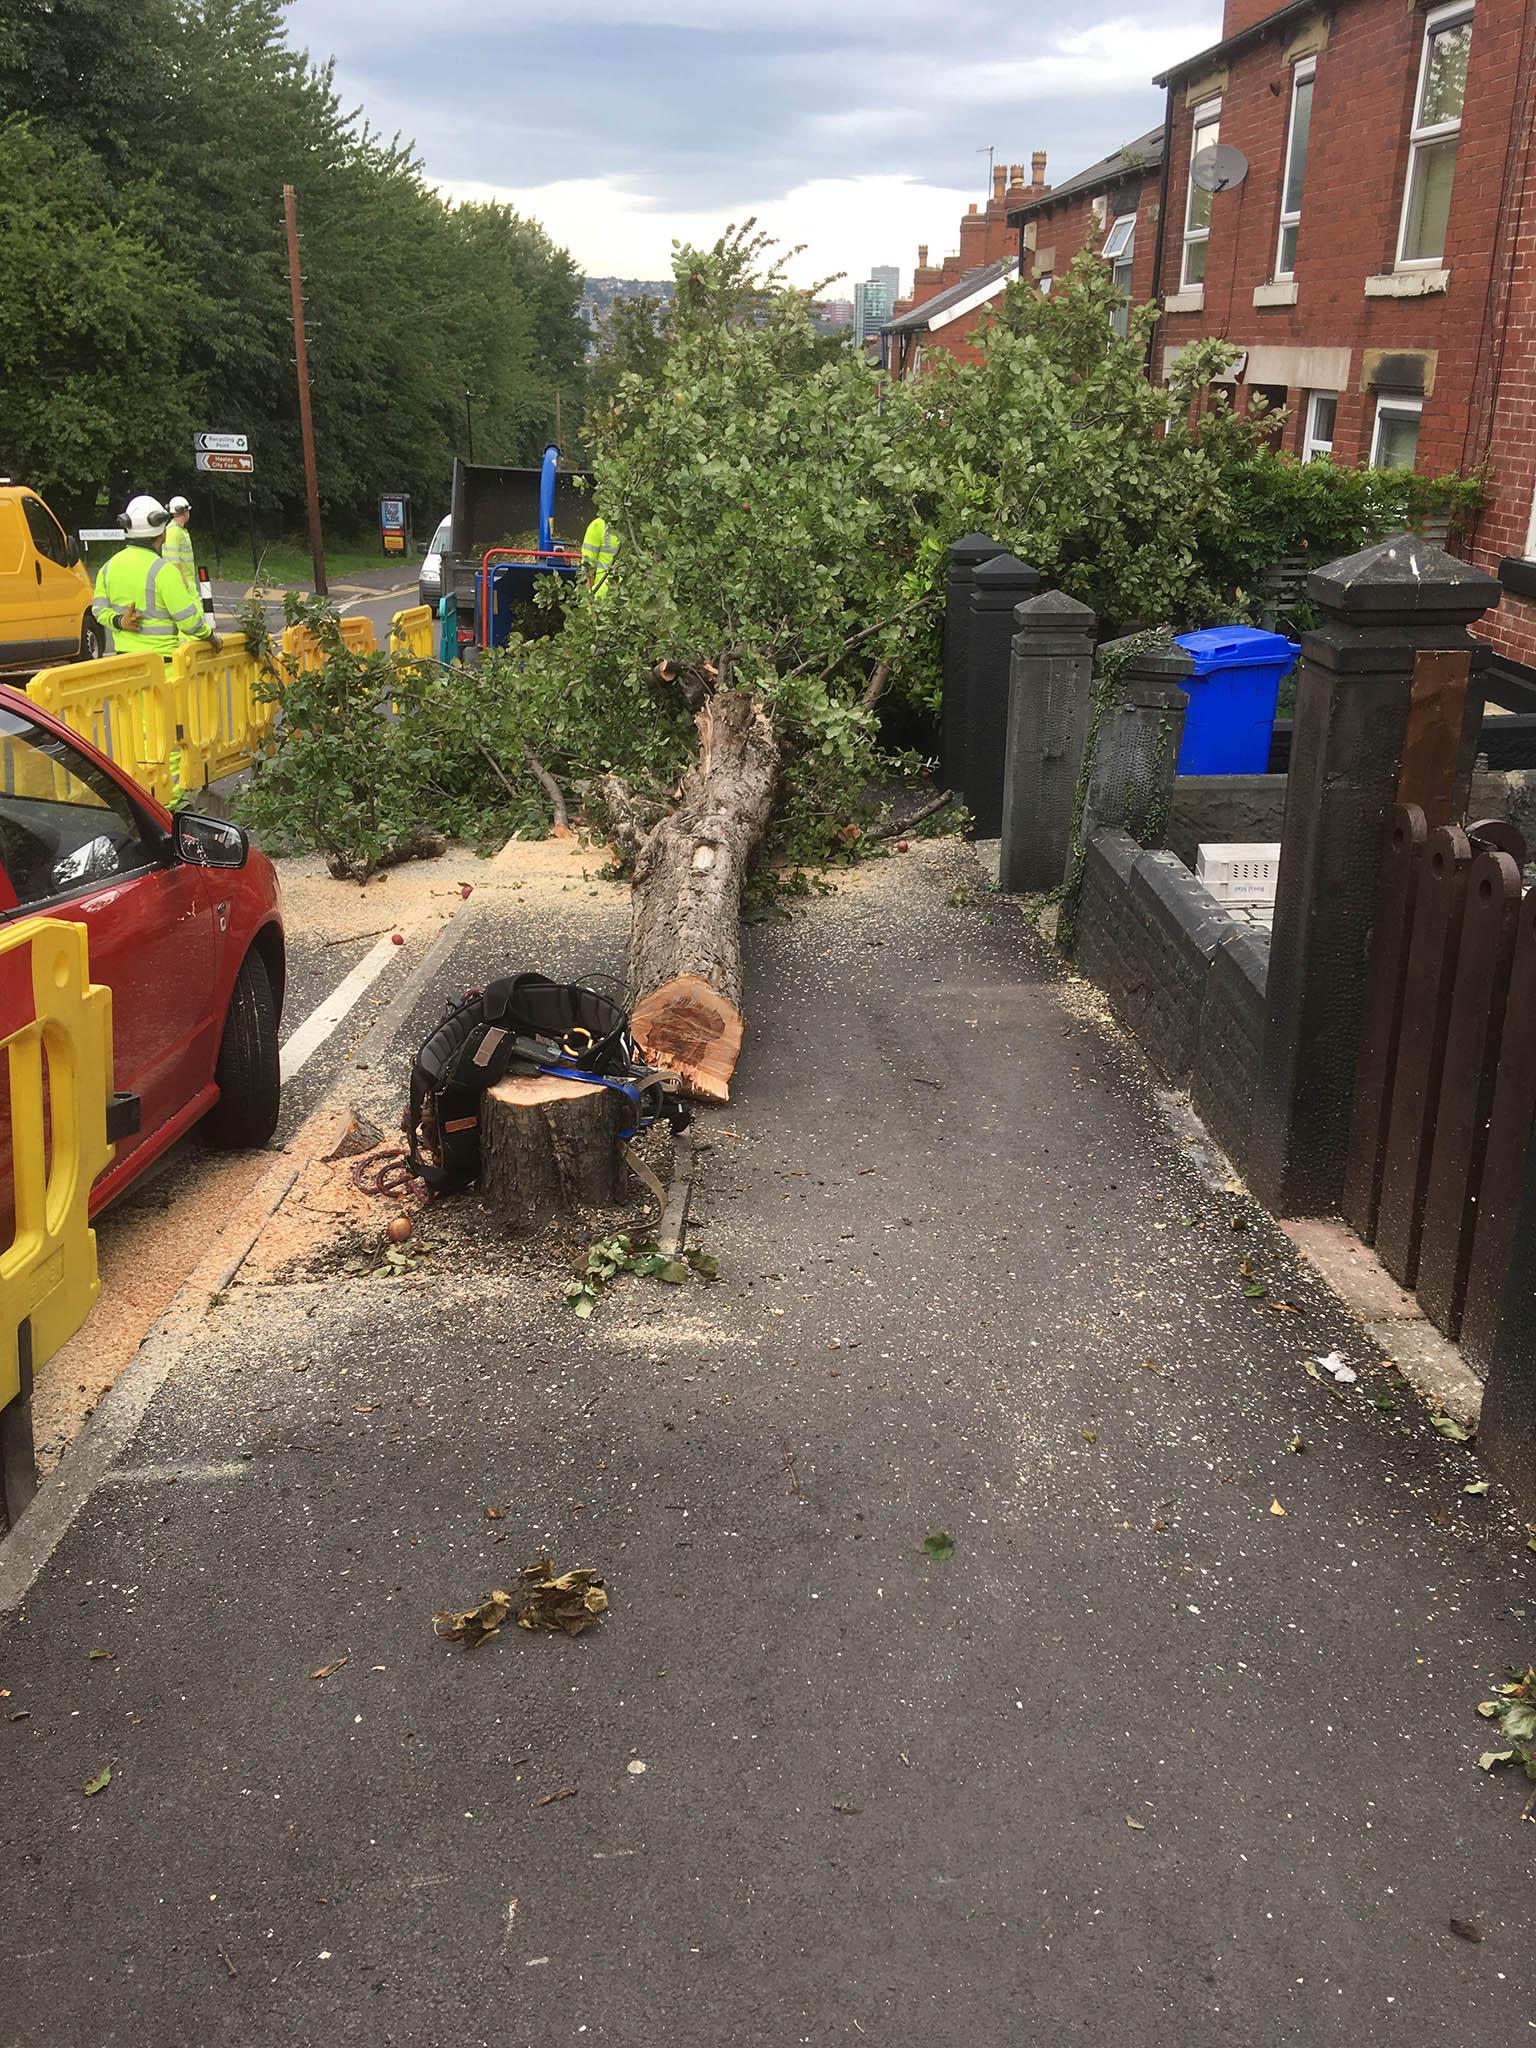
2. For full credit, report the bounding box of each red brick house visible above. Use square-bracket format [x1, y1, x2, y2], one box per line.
[987, 0, 1536, 677]
[883, 157, 1049, 376]
[1005, 127, 1164, 335]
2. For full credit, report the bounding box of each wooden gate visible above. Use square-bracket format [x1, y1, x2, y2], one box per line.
[1343, 805, 1536, 1370]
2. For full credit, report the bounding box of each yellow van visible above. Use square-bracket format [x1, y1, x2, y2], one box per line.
[0, 483, 100, 679]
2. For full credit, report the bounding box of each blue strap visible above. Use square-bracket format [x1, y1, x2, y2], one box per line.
[536, 1064, 651, 1140]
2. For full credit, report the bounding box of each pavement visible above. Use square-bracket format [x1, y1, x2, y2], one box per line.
[2, 839, 1534, 2046]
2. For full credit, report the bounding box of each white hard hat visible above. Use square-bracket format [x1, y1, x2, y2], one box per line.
[119, 494, 171, 540]
[168, 494, 191, 514]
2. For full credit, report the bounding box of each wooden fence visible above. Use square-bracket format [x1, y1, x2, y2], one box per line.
[1343, 805, 1536, 1369]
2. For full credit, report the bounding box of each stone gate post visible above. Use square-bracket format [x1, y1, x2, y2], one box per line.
[998, 590, 1097, 893]
[1246, 535, 1499, 1217]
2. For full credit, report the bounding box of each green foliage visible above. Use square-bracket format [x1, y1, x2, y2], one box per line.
[565, 1235, 719, 1319]
[0, 0, 587, 530]
[237, 595, 565, 875]
[920, 254, 1483, 644]
[491, 225, 940, 863]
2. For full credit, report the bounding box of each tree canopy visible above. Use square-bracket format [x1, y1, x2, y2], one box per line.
[0, 0, 587, 529]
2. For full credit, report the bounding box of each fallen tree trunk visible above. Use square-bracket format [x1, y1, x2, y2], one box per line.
[626, 688, 779, 1102]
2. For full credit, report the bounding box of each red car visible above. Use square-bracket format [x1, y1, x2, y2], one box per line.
[0, 683, 285, 1215]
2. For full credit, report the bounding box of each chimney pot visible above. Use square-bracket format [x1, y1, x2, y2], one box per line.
[1008, 163, 1024, 188]
[992, 166, 1006, 199]
[967, 202, 978, 214]
[1032, 149, 1047, 183]
[917, 243, 928, 265]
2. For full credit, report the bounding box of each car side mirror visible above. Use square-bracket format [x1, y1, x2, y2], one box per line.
[65, 536, 82, 567]
[174, 812, 249, 870]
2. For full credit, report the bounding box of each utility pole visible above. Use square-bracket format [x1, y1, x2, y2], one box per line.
[282, 183, 328, 597]
[554, 388, 563, 449]
[464, 392, 477, 462]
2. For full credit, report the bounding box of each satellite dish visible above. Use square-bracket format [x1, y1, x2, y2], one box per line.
[1190, 143, 1249, 194]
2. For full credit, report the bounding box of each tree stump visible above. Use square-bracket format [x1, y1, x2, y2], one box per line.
[480, 1074, 628, 1237]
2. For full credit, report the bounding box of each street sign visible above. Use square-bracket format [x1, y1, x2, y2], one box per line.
[194, 431, 249, 454]
[195, 451, 255, 474]
[378, 492, 411, 556]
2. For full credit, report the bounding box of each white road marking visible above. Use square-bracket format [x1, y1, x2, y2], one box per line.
[280, 932, 402, 1083]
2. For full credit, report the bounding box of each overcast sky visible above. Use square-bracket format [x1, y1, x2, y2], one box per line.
[282, 1, 1221, 293]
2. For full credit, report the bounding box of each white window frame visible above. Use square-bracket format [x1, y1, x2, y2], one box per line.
[1395, 1, 1473, 270]
[1182, 98, 1222, 291]
[1302, 390, 1337, 462]
[1103, 213, 1136, 336]
[1275, 58, 1315, 279]
[1523, 475, 1536, 559]
[1370, 395, 1423, 468]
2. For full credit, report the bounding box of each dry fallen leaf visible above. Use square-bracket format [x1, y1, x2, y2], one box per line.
[485, 1506, 504, 1521]
[516, 1558, 609, 1636]
[1448, 1917, 1484, 1944]
[434, 1588, 514, 1649]
[1270, 1499, 1287, 1517]
[533, 1787, 577, 1807]
[308, 1653, 350, 1681]
[1125, 1817, 1146, 1830]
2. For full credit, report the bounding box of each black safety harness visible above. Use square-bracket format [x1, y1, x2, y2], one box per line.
[404, 972, 688, 1197]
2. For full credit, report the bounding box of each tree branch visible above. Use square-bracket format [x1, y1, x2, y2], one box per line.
[870, 788, 955, 841]
[781, 590, 938, 685]
[520, 742, 569, 831]
[861, 661, 891, 709]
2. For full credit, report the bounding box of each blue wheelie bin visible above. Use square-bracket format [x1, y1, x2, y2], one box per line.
[1171, 626, 1299, 774]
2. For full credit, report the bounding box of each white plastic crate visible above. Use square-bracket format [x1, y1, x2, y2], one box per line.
[1196, 842, 1282, 905]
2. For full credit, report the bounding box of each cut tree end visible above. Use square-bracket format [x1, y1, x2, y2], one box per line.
[629, 974, 743, 1103]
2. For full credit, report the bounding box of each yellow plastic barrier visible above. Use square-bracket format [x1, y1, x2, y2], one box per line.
[279, 614, 377, 674]
[389, 605, 434, 661]
[26, 653, 179, 808]
[0, 918, 114, 1415]
[171, 632, 278, 789]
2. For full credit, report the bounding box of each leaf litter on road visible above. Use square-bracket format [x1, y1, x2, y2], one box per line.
[82, 1768, 111, 1797]
[433, 1588, 513, 1649]
[516, 1558, 609, 1635]
[920, 1532, 955, 1562]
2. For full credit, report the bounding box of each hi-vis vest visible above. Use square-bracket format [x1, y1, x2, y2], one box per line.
[91, 544, 210, 661]
[162, 520, 196, 591]
[581, 516, 619, 596]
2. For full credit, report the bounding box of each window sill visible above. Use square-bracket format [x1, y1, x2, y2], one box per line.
[1164, 287, 1205, 314]
[1253, 279, 1299, 307]
[1499, 557, 1536, 603]
[1364, 268, 1450, 298]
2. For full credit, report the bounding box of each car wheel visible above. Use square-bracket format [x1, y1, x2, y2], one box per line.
[0, 1392, 37, 1535]
[206, 950, 281, 1148]
[79, 616, 106, 662]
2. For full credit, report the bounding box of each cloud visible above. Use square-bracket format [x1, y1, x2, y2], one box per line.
[284, 0, 1225, 278]
[437, 172, 984, 292]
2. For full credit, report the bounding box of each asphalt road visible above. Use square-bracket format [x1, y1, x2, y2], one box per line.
[209, 571, 424, 649]
[1, 841, 1532, 2045]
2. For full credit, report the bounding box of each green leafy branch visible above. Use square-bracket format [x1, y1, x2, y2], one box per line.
[564, 1234, 720, 1318]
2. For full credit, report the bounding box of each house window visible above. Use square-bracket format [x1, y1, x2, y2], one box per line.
[1371, 395, 1423, 468]
[1182, 99, 1221, 288]
[1525, 476, 1536, 558]
[1102, 213, 1136, 335]
[1276, 58, 1315, 277]
[1398, 3, 1473, 266]
[1302, 391, 1338, 462]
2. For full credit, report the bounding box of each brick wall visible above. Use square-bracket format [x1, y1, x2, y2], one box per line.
[889, 158, 1048, 372]
[1023, 165, 1160, 309]
[1156, 0, 1536, 663]
[1466, 83, 1536, 666]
